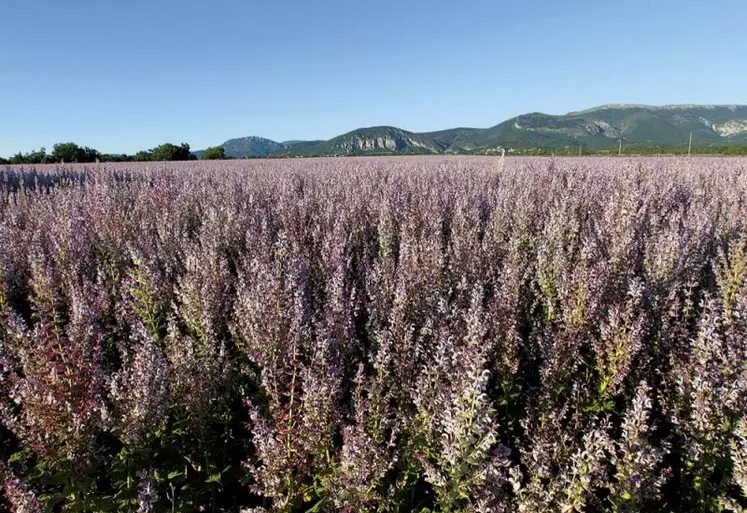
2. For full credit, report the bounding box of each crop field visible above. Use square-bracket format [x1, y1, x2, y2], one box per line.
[2, 156, 747, 512]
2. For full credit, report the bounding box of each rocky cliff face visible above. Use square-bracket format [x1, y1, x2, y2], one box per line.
[325, 127, 441, 154]
[713, 119, 747, 137]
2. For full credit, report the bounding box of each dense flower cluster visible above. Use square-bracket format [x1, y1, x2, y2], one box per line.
[1, 156, 747, 512]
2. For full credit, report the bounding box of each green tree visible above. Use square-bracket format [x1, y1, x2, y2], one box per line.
[51, 142, 81, 163]
[52, 143, 102, 163]
[0, 156, 8, 165]
[201, 146, 226, 160]
[10, 147, 49, 164]
[80, 146, 101, 162]
[29, 148, 49, 164]
[9, 152, 26, 164]
[151, 142, 195, 161]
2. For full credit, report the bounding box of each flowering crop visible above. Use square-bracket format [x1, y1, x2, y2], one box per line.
[1, 156, 747, 512]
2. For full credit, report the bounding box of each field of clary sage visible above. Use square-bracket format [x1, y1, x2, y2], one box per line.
[2, 156, 747, 513]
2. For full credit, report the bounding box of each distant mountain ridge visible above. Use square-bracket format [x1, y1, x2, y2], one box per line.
[197, 104, 747, 157]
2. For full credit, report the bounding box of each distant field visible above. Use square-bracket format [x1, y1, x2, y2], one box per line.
[2, 156, 747, 512]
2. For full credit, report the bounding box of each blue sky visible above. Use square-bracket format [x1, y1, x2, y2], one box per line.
[1, 0, 745, 155]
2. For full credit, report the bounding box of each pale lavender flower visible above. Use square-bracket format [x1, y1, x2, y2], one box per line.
[609, 381, 670, 512]
[0, 465, 43, 513]
[109, 324, 170, 444]
[137, 470, 159, 513]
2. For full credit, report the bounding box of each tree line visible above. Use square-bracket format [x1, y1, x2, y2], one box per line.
[3, 141, 746, 165]
[0, 142, 228, 165]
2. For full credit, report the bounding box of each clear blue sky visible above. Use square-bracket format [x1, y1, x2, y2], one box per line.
[1, 0, 745, 155]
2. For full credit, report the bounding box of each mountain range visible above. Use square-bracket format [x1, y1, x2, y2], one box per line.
[196, 104, 747, 157]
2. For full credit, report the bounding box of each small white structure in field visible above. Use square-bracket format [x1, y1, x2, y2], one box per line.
[497, 147, 506, 172]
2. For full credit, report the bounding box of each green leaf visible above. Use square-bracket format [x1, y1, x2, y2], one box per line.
[306, 498, 328, 513]
[8, 451, 25, 464]
[168, 470, 185, 480]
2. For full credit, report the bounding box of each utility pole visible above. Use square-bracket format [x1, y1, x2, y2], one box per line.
[578, 144, 582, 157]
[688, 132, 693, 156]
[618, 140, 622, 156]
